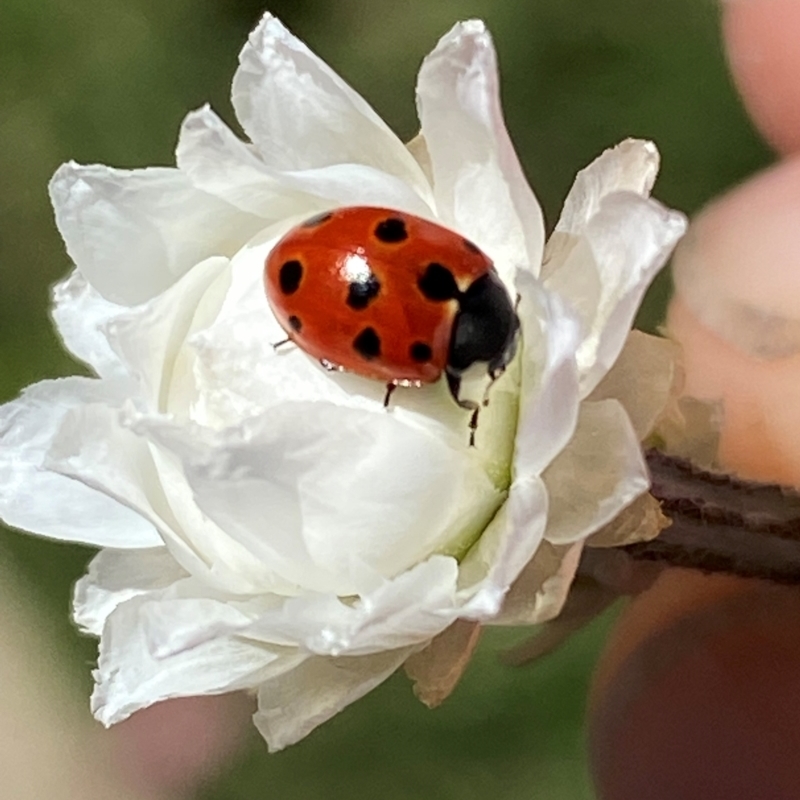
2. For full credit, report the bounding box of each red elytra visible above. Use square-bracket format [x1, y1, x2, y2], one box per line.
[264, 206, 520, 439]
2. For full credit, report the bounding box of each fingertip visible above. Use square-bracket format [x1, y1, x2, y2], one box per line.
[723, 0, 800, 154]
[666, 155, 800, 484]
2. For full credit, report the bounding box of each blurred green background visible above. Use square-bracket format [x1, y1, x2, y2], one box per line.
[0, 0, 771, 798]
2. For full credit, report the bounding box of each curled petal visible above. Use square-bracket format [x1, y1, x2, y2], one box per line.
[542, 399, 650, 545]
[458, 475, 549, 619]
[587, 490, 669, 548]
[494, 540, 584, 626]
[417, 20, 545, 283]
[49, 162, 264, 305]
[92, 593, 296, 726]
[514, 272, 583, 478]
[0, 378, 161, 549]
[74, 548, 186, 636]
[232, 14, 431, 204]
[51, 270, 126, 378]
[253, 649, 412, 752]
[554, 138, 661, 235]
[544, 191, 687, 395]
[179, 110, 431, 219]
[589, 330, 680, 440]
[244, 556, 459, 656]
[103, 256, 230, 415]
[176, 106, 320, 219]
[404, 619, 482, 708]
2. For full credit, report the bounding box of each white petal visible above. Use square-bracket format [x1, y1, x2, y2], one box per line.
[50, 270, 125, 378]
[457, 475, 549, 619]
[544, 192, 686, 395]
[231, 14, 431, 203]
[47, 402, 284, 595]
[244, 556, 459, 656]
[74, 548, 186, 636]
[139, 404, 503, 596]
[49, 162, 265, 305]
[542, 399, 649, 545]
[554, 139, 661, 235]
[176, 106, 324, 219]
[280, 163, 436, 216]
[103, 256, 230, 414]
[0, 378, 161, 548]
[514, 272, 582, 478]
[493, 540, 583, 626]
[178, 109, 432, 218]
[416, 20, 545, 283]
[589, 330, 679, 441]
[253, 649, 412, 752]
[92, 593, 296, 726]
[133, 584, 279, 659]
[404, 618, 482, 708]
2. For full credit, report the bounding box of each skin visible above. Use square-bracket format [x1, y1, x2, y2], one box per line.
[589, 2, 800, 798]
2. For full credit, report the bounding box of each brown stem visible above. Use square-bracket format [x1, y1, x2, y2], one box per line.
[580, 450, 800, 589]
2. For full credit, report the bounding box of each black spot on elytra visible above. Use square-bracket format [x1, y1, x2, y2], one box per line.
[346, 273, 381, 310]
[418, 262, 459, 301]
[353, 327, 381, 360]
[301, 211, 333, 228]
[463, 238, 481, 254]
[288, 315, 302, 332]
[374, 217, 408, 243]
[410, 342, 432, 362]
[279, 260, 303, 294]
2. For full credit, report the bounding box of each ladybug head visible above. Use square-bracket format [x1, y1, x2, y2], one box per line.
[446, 270, 520, 385]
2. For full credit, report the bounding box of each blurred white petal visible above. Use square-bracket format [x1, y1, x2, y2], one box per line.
[542, 399, 649, 545]
[494, 540, 583, 626]
[589, 330, 679, 440]
[254, 649, 412, 752]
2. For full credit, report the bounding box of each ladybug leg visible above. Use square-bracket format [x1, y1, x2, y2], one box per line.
[481, 365, 507, 407]
[383, 382, 397, 409]
[272, 337, 293, 351]
[446, 371, 480, 447]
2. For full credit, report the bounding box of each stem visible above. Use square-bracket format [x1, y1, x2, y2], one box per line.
[580, 450, 800, 588]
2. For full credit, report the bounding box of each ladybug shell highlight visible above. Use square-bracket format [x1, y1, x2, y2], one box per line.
[265, 207, 502, 385]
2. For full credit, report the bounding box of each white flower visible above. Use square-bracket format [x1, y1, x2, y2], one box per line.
[0, 15, 685, 750]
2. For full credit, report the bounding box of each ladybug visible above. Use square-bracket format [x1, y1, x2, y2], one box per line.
[264, 206, 520, 443]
